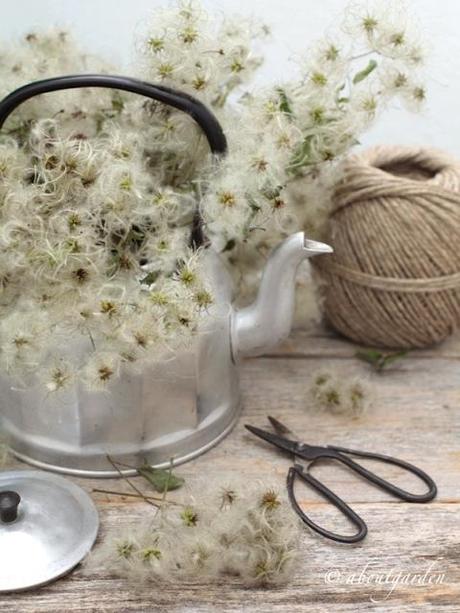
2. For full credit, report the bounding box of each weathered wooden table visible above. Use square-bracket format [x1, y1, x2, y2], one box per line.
[1, 329, 459, 612]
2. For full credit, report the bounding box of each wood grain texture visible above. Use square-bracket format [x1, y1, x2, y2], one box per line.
[1, 330, 459, 612]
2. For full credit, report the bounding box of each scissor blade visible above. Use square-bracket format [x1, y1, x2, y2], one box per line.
[267, 416, 297, 439]
[244, 424, 298, 455]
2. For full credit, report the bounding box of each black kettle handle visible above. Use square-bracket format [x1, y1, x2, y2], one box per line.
[0, 74, 228, 247]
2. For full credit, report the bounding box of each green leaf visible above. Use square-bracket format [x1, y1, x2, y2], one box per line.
[276, 87, 293, 116]
[140, 270, 160, 286]
[261, 184, 282, 201]
[4, 119, 33, 144]
[355, 349, 382, 365]
[137, 463, 185, 492]
[381, 350, 408, 369]
[289, 134, 315, 171]
[355, 349, 408, 372]
[222, 239, 236, 252]
[352, 59, 378, 84]
[248, 200, 262, 213]
[111, 92, 125, 113]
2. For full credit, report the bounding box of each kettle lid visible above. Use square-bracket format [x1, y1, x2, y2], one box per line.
[0, 470, 98, 592]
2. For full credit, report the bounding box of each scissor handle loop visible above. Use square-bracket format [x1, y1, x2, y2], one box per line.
[326, 446, 437, 503]
[287, 465, 368, 544]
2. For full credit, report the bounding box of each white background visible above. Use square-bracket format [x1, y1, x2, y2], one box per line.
[1, 0, 459, 156]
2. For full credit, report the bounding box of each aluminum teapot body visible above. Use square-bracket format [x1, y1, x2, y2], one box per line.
[0, 267, 239, 475]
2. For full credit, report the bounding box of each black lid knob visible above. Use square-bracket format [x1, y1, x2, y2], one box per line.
[0, 490, 21, 523]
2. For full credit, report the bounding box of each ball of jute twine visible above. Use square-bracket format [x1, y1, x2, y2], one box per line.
[315, 145, 460, 348]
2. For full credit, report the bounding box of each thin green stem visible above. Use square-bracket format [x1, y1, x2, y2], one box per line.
[106, 455, 159, 508]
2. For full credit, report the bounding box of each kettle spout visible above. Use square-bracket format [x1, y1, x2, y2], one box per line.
[231, 232, 332, 359]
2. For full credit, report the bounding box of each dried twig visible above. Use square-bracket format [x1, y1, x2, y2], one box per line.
[92, 488, 184, 507]
[106, 455, 158, 508]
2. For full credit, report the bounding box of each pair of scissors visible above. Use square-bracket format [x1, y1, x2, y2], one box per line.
[245, 417, 437, 544]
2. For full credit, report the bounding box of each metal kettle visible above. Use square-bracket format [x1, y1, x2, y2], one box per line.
[0, 75, 332, 476]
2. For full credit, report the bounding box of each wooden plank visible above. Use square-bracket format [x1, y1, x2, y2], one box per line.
[0, 331, 459, 611]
